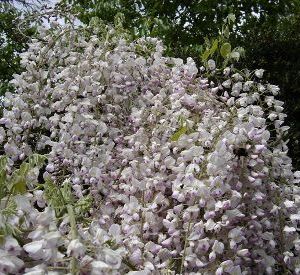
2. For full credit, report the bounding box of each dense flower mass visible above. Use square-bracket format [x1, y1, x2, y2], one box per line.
[0, 19, 300, 274]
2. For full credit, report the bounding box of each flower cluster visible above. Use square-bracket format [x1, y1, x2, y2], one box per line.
[0, 19, 300, 274]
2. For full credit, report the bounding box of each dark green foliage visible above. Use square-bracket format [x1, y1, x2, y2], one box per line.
[0, 2, 35, 96]
[62, 1, 299, 58]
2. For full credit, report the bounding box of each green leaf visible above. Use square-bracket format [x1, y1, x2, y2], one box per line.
[114, 12, 125, 28]
[12, 177, 26, 194]
[61, 181, 74, 204]
[28, 154, 47, 169]
[44, 179, 66, 217]
[171, 126, 188, 142]
[210, 39, 219, 56]
[18, 163, 30, 177]
[1, 198, 17, 217]
[0, 156, 7, 170]
[204, 37, 210, 47]
[201, 39, 218, 61]
[201, 49, 210, 62]
[0, 171, 7, 191]
[75, 194, 93, 216]
[223, 25, 230, 39]
[220, 42, 231, 58]
[0, 157, 7, 199]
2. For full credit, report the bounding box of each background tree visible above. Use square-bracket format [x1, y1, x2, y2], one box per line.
[61, 0, 300, 169]
[0, 1, 39, 96]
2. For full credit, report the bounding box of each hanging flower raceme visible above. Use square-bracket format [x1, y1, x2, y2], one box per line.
[0, 16, 299, 274]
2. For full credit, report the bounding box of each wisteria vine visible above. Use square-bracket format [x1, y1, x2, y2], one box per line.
[0, 17, 300, 274]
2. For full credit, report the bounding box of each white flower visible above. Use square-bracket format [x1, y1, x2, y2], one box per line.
[44, 231, 61, 247]
[228, 228, 244, 243]
[46, 163, 55, 173]
[0, 250, 24, 274]
[268, 113, 277, 121]
[267, 84, 280, 95]
[4, 142, 19, 156]
[255, 144, 266, 153]
[284, 200, 295, 208]
[127, 271, 151, 275]
[223, 67, 230, 76]
[33, 190, 46, 208]
[231, 82, 242, 97]
[0, 127, 5, 143]
[237, 249, 250, 257]
[227, 97, 235, 106]
[91, 261, 111, 274]
[109, 224, 122, 243]
[103, 247, 123, 269]
[284, 226, 296, 233]
[67, 239, 86, 258]
[209, 251, 216, 261]
[222, 79, 232, 88]
[180, 146, 203, 161]
[207, 59, 216, 70]
[255, 69, 264, 78]
[23, 240, 45, 260]
[164, 156, 176, 168]
[212, 240, 224, 254]
[197, 238, 210, 253]
[290, 214, 300, 220]
[4, 236, 22, 256]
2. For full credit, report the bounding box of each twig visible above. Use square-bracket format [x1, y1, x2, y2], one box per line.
[180, 219, 192, 274]
[67, 204, 78, 275]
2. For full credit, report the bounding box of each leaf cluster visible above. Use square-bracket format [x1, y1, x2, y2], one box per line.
[0, 2, 36, 96]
